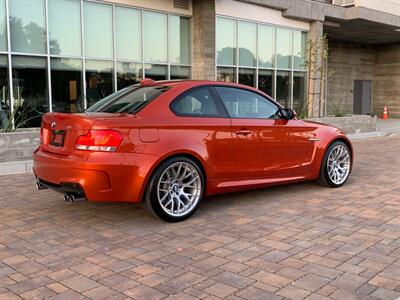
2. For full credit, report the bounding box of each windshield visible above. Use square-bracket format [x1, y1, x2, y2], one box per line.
[85, 85, 170, 113]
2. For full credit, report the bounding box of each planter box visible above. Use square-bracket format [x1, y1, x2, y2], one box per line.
[0, 130, 40, 162]
[305, 115, 377, 134]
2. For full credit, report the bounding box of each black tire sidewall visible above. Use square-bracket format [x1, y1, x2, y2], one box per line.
[321, 141, 351, 188]
[145, 157, 205, 222]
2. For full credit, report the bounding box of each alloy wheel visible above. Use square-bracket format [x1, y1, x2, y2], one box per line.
[157, 162, 202, 217]
[327, 144, 351, 185]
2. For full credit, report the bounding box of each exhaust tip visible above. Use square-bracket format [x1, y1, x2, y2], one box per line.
[64, 193, 74, 203]
[64, 193, 85, 203]
[36, 181, 48, 190]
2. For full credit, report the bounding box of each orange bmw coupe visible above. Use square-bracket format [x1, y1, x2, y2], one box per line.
[33, 79, 353, 222]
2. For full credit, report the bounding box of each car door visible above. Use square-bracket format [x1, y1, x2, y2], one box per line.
[213, 86, 315, 180]
[170, 86, 237, 180]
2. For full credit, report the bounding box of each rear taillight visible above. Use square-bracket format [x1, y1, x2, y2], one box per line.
[75, 130, 123, 152]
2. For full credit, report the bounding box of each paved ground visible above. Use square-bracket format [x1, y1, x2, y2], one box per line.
[0, 135, 399, 300]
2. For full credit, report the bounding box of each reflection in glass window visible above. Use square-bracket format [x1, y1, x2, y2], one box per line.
[172, 87, 219, 116]
[170, 66, 191, 80]
[215, 87, 278, 119]
[276, 28, 292, 69]
[217, 67, 236, 83]
[48, 0, 81, 56]
[12, 56, 47, 128]
[238, 21, 256, 67]
[238, 68, 255, 87]
[87, 86, 169, 113]
[0, 55, 9, 129]
[85, 60, 113, 107]
[143, 12, 167, 62]
[115, 7, 141, 61]
[276, 71, 290, 108]
[258, 69, 273, 97]
[169, 16, 190, 64]
[0, 0, 6, 51]
[258, 25, 275, 68]
[116, 62, 142, 90]
[293, 31, 307, 70]
[216, 18, 236, 66]
[51, 58, 83, 113]
[216, 16, 307, 110]
[144, 64, 167, 80]
[84, 2, 113, 58]
[293, 72, 306, 113]
[9, 0, 46, 54]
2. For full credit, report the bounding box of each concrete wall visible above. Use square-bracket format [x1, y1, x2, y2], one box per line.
[354, 0, 400, 16]
[104, 0, 192, 15]
[0, 131, 39, 162]
[215, 0, 310, 30]
[192, 0, 216, 80]
[327, 41, 375, 115]
[374, 44, 400, 118]
[306, 115, 377, 134]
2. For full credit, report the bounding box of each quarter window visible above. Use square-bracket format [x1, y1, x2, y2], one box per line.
[215, 87, 278, 119]
[172, 87, 220, 117]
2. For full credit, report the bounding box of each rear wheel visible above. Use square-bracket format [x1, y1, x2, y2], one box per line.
[144, 157, 204, 222]
[318, 141, 351, 187]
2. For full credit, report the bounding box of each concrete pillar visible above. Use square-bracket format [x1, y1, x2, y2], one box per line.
[192, 0, 216, 80]
[307, 21, 324, 117]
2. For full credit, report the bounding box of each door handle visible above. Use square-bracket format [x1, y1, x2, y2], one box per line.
[235, 129, 252, 136]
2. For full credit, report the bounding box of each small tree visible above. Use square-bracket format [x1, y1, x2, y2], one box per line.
[303, 34, 329, 118]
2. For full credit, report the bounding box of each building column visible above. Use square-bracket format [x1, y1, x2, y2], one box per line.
[192, 0, 216, 80]
[307, 20, 325, 117]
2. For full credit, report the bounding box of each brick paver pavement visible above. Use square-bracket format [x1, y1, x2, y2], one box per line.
[0, 135, 399, 300]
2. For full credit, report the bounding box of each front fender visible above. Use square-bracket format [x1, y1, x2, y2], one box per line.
[311, 127, 354, 179]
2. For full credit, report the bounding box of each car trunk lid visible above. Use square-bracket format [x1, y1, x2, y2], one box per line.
[41, 112, 124, 156]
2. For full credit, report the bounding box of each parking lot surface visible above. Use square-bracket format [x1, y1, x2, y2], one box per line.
[0, 135, 399, 300]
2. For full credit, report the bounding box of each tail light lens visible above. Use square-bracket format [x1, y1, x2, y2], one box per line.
[75, 130, 123, 152]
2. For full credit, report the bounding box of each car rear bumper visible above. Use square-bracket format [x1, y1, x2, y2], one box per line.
[33, 147, 159, 202]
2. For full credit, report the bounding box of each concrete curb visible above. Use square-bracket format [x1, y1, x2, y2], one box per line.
[1, 128, 399, 175]
[0, 160, 33, 175]
[348, 127, 400, 140]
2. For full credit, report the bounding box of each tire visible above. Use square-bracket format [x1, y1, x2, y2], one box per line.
[318, 141, 351, 188]
[144, 157, 205, 222]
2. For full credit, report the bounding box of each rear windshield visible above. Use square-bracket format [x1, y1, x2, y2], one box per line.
[86, 85, 169, 113]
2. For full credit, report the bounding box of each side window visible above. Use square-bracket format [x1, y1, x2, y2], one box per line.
[172, 87, 221, 116]
[215, 87, 278, 119]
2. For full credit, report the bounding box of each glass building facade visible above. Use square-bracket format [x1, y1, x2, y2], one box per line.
[0, 0, 191, 128]
[216, 16, 307, 112]
[0, 1, 309, 130]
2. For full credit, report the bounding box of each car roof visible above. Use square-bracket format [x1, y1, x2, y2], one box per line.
[151, 80, 265, 93]
[154, 79, 239, 87]
[154, 80, 274, 100]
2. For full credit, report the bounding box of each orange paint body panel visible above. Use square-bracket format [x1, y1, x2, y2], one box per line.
[33, 81, 353, 203]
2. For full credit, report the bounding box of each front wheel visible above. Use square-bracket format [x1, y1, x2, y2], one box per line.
[318, 141, 351, 187]
[144, 157, 204, 222]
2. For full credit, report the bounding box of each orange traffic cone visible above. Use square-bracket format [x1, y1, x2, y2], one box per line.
[382, 106, 389, 119]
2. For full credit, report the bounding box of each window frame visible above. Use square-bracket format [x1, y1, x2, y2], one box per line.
[170, 85, 228, 118]
[215, 15, 308, 110]
[212, 85, 282, 120]
[85, 84, 170, 114]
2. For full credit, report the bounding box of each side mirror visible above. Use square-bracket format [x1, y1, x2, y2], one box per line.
[277, 108, 297, 120]
[287, 109, 297, 120]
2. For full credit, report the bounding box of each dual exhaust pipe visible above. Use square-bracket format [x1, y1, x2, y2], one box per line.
[64, 192, 85, 203]
[36, 180, 85, 203]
